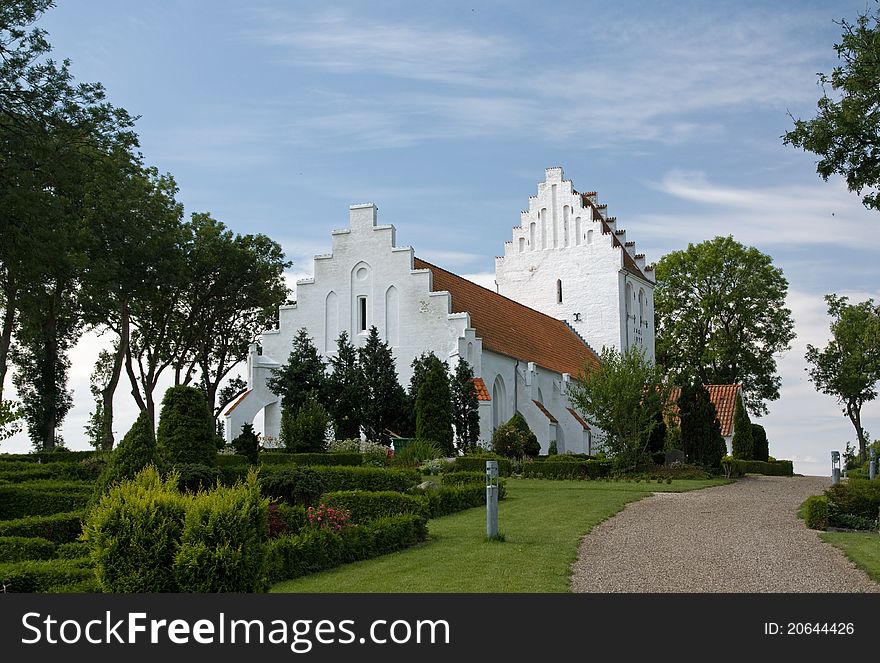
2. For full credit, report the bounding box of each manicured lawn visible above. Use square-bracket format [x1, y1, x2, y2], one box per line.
[270, 477, 729, 593]
[820, 531, 880, 583]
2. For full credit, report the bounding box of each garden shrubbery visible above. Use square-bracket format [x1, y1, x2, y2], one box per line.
[301, 466, 422, 493]
[321, 490, 429, 523]
[0, 481, 93, 519]
[0, 536, 57, 562]
[260, 452, 363, 467]
[0, 558, 95, 593]
[449, 453, 512, 477]
[723, 457, 794, 477]
[521, 459, 612, 480]
[0, 511, 84, 543]
[259, 467, 326, 506]
[802, 495, 830, 530]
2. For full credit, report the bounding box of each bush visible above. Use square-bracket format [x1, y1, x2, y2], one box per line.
[723, 458, 794, 476]
[521, 459, 612, 480]
[97, 411, 157, 494]
[231, 422, 261, 465]
[173, 472, 269, 592]
[422, 484, 490, 518]
[321, 490, 429, 524]
[0, 458, 106, 483]
[731, 391, 754, 460]
[55, 541, 90, 560]
[826, 479, 880, 523]
[267, 503, 307, 538]
[266, 514, 428, 583]
[156, 385, 217, 468]
[391, 439, 443, 468]
[802, 495, 829, 530]
[281, 394, 330, 453]
[0, 536, 56, 562]
[0, 480, 93, 519]
[259, 467, 326, 506]
[174, 463, 222, 493]
[0, 511, 83, 543]
[0, 451, 95, 464]
[440, 471, 485, 486]
[0, 558, 94, 593]
[548, 440, 558, 455]
[302, 466, 422, 493]
[647, 464, 710, 480]
[450, 454, 512, 477]
[492, 412, 540, 460]
[260, 452, 363, 467]
[82, 466, 188, 592]
[751, 424, 769, 462]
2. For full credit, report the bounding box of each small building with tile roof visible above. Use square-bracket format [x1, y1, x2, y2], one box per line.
[225, 168, 657, 454]
[668, 384, 743, 455]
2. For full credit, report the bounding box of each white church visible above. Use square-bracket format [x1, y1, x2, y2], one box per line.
[225, 167, 657, 454]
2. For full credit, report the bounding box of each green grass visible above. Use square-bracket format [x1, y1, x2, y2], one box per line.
[270, 477, 729, 593]
[820, 531, 880, 583]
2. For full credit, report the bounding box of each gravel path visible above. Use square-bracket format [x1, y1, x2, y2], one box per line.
[570, 476, 879, 593]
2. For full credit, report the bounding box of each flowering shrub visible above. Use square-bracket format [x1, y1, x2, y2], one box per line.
[261, 435, 283, 450]
[328, 439, 360, 453]
[306, 504, 351, 533]
[421, 458, 449, 475]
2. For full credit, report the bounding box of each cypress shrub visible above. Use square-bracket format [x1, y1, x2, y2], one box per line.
[802, 495, 829, 530]
[751, 423, 769, 462]
[415, 355, 454, 455]
[231, 422, 261, 465]
[0, 511, 83, 543]
[731, 392, 754, 460]
[281, 394, 330, 453]
[156, 386, 217, 467]
[0, 536, 56, 562]
[678, 383, 726, 469]
[173, 472, 269, 592]
[95, 411, 157, 495]
[82, 466, 188, 592]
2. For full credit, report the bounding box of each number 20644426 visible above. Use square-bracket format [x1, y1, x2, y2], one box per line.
[764, 623, 854, 635]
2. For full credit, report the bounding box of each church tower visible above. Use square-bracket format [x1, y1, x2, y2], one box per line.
[495, 167, 655, 363]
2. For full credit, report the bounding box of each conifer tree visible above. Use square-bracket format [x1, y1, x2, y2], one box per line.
[280, 393, 329, 453]
[96, 410, 157, 494]
[731, 391, 754, 459]
[156, 385, 217, 467]
[267, 328, 326, 413]
[678, 382, 725, 469]
[232, 422, 260, 465]
[751, 423, 769, 462]
[415, 354, 454, 455]
[452, 358, 480, 452]
[326, 331, 364, 440]
[358, 326, 403, 444]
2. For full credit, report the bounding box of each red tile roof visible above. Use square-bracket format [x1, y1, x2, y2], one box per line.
[667, 384, 741, 437]
[413, 257, 601, 377]
[224, 389, 252, 415]
[471, 377, 491, 401]
[532, 400, 558, 423]
[567, 407, 590, 430]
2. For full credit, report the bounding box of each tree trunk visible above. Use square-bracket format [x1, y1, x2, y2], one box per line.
[0, 283, 16, 402]
[846, 399, 867, 462]
[100, 301, 129, 450]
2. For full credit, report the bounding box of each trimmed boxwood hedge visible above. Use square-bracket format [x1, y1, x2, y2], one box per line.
[521, 459, 612, 480]
[0, 451, 95, 464]
[0, 461, 105, 483]
[260, 452, 364, 467]
[0, 558, 94, 593]
[266, 514, 428, 583]
[449, 454, 512, 477]
[321, 490, 429, 523]
[275, 466, 421, 493]
[724, 458, 794, 476]
[0, 536, 56, 562]
[422, 484, 493, 518]
[0, 511, 84, 543]
[440, 471, 485, 486]
[802, 495, 829, 530]
[0, 481, 94, 519]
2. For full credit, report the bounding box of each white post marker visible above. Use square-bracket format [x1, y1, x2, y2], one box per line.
[486, 460, 499, 539]
[831, 450, 841, 485]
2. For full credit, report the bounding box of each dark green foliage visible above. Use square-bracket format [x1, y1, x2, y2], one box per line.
[421, 484, 497, 518]
[415, 354, 454, 455]
[646, 464, 710, 480]
[0, 450, 95, 463]
[231, 422, 260, 464]
[358, 326, 405, 444]
[55, 542, 90, 560]
[82, 466, 188, 592]
[647, 409, 666, 455]
[301, 466, 422, 493]
[156, 386, 217, 467]
[0, 536, 56, 562]
[0, 511, 83, 543]
[0, 480, 92, 518]
[391, 438, 443, 467]
[174, 463, 222, 493]
[492, 412, 540, 460]
[267, 328, 326, 413]
[751, 424, 769, 462]
[0, 460, 104, 482]
[0, 558, 94, 593]
[326, 331, 364, 440]
[450, 454, 512, 477]
[265, 514, 428, 583]
[95, 411, 156, 493]
[259, 467, 326, 506]
[548, 440, 558, 456]
[267, 503, 307, 538]
[321, 490, 429, 524]
[280, 392, 329, 452]
[260, 452, 363, 466]
[173, 473, 269, 592]
[440, 471, 485, 486]
[723, 458, 794, 476]
[521, 459, 612, 480]
[731, 392, 754, 459]
[678, 383, 726, 469]
[452, 358, 480, 452]
[825, 479, 880, 523]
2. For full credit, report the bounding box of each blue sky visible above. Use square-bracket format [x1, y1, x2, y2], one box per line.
[4, 0, 880, 476]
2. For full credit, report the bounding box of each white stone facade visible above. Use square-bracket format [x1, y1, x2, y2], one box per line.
[225, 169, 656, 454]
[495, 167, 655, 362]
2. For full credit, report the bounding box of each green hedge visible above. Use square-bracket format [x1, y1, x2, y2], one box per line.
[0, 481, 94, 519]
[290, 466, 421, 493]
[422, 484, 494, 518]
[0, 461, 105, 483]
[260, 452, 364, 467]
[521, 459, 612, 480]
[440, 471, 485, 486]
[55, 542, 90, 560]
[724, 458, 794, 476]
[0, 536, 56, 562]
[321, 490, 429, 523]
[826, 479, 880, 529]
[802, 495, 829, 530]
[0, 558, 94, 593]
[0, 451, 95, 464]
[266, 514, 428, 583]
[0, 511, 84, 543]
[449, 454, 512, 477]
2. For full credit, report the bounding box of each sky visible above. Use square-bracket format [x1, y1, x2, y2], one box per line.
[3, 0, 880, 477]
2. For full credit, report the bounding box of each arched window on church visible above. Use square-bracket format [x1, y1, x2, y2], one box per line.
[625, 282, 633, 318]
[358, 296, 368, 333]
[587, 229, 593, 244]
[556, 279, 563, 304]
[492, 375, 507, 430]
[575, 217, 581, 245]
[529, 222, 536, 249]
[518, 237, 525, 253]
[638, 288, 646, 327]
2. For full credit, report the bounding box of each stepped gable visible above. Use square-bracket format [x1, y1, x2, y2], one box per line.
[413, 257, 600, 377]
[579, 192, 651, 282]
